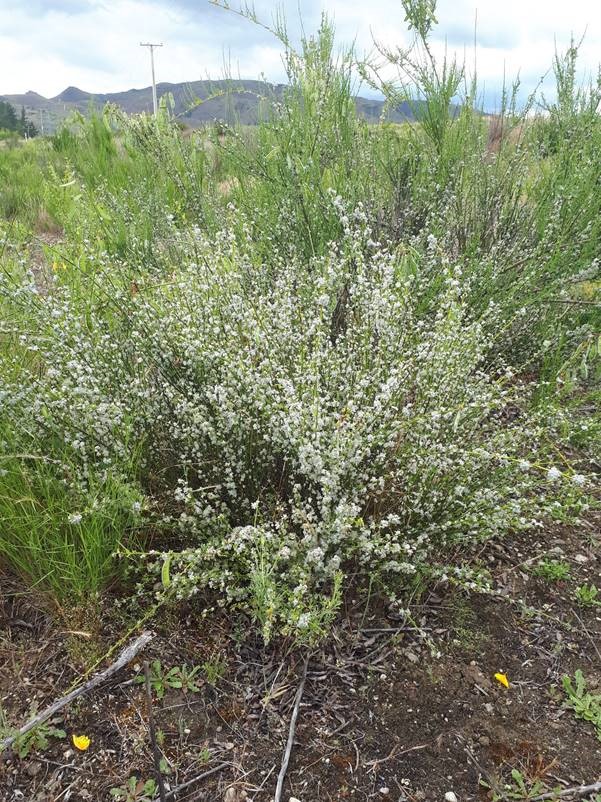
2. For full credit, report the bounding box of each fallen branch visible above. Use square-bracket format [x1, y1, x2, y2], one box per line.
[164, 762, 231, 800]
[529, 780, 601, 801]
[273, 653, 310, 802]
[0, 631, 153, 752]
[364, 742, 428, 771]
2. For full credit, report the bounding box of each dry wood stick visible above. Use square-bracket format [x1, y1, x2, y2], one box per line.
[273, 653, 310, 802]
[529, 780, 601, 801]
[164, 762, 232, 800]
[144, 661, 167, 802]
[0, 631, 153, 752]
[364, 742, 428, 770]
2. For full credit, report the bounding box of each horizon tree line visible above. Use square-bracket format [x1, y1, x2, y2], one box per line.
[0, 100, 38, 138]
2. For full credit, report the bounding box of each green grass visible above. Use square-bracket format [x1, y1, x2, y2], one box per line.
[0, 430, 143, 604]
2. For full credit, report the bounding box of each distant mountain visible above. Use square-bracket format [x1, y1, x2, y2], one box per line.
[55, 86, 94, 103]
[0, 79, 427, 133]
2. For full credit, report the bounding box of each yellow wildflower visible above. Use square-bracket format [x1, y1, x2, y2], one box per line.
[494, 672, 510, 689]
[72, 734, 91, 751]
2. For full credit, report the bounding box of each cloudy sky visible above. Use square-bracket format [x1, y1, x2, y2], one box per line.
[1, 0, 600, 109]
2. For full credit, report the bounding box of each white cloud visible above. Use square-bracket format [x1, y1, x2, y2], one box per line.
[0, 0, 599, 107]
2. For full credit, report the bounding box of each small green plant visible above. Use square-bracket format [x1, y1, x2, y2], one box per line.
[532, 559, 571, 582]
[562, 670, 601, 741]
[574, 583, 601, 607]
[0, 703, 66, 759]
[175, 664, 202, 694]
[503, 768, 546, 801]
[202, 655, 227, 687]
[135, 660, 182, 700]
[197, 745, 211, 764]
[135, 662, 203, 699]
[12, 718, 66, 759]
[480, 770, 546, 801]
[110, 777, 158, 801]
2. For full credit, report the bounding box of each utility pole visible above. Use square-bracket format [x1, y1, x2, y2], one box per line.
[140, 42, 163, 117]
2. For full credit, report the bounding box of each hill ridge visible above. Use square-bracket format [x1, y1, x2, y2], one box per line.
[0, 78, 423, 132]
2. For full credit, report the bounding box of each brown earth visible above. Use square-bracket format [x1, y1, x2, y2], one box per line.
[1, 515, 600, 802]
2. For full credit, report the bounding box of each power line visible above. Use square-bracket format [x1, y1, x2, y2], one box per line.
[140, 42, 163, 117]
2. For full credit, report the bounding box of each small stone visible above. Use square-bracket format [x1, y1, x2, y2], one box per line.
[224, 789, 248, 802]
[463, 663, 491, 689]
[444, 793, 458, 802]
[224, 741, 235, 750]
[289, 798, 302, 802]
[574, 554, 588, 563]
[405, 651, 419, 664]
[26, 761, 42, 778]
[478, 735, 490, 747]
[484, 703, 494, 714]
[379, 788, 390, 796]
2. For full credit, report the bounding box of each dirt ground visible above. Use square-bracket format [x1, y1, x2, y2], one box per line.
[1, 515, 600, 802]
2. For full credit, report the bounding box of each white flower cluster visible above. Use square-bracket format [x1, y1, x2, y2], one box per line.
[1, 206, 587, 637]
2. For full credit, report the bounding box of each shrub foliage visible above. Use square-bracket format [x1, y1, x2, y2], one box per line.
[0, 2, 599, 638]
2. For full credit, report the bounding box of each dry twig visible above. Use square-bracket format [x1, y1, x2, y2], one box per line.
[273, 653, 310, 802]
[164, 762, 232, 800]
[364, 742, 428, 771]
[529, 780, 601, 801]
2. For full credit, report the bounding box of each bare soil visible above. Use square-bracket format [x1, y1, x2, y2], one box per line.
[1, 515, 600, 802]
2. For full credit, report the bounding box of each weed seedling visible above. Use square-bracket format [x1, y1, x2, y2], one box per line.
[12, 718, 66, 759]
[176, 664, 202, 694]
[480, 769, 548, 801]
[562, 670, 601, 741]
[202, 655, 227, 686]
[135, 662, 204, 699]
[504, 768, 546, 801]
[135, 660, 182, 700]
[110, 777, 157, 801]
[532, 559, 571, 582]
[574, 583, 601, 607]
